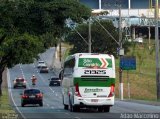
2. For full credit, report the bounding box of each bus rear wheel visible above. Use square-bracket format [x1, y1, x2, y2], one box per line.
[69, 99, 79, 112]
[64, 104, 68, 110]
[73, 106, 80, 112]
[98, 107, 103, 112]
[103, 106, 110, 112]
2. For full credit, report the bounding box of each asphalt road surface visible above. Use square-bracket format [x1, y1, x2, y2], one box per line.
[7, 47, 160, 119]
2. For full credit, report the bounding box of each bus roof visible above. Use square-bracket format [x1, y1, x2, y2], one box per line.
[66, 53, 113, 59]
[64, 53, 114, 65]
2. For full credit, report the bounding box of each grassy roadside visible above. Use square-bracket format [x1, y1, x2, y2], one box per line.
[115, 41, 157, 101]
[0, 69, 16, 115]
[0, 89, 15, 113]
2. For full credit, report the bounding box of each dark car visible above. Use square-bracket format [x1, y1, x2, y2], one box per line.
[21, 89, 43, 107]
[49, 77, 61, 86]
[13, 77, 26, 88]
[39, 66, 49, 73]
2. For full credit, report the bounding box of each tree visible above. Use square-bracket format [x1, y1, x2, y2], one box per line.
[66, 20, 131, 56]
[0, 0, 91, 95]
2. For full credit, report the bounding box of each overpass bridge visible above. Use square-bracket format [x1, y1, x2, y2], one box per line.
[96, 15, 160, 41]
[66, 15, 160, 41]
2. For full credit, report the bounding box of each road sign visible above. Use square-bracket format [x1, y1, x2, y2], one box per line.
[120, 56, 136, 70]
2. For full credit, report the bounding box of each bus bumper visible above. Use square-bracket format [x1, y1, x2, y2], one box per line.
[73, 96, 114, 107]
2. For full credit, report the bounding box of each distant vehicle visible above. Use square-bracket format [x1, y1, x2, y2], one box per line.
[37, 61, 46, 68]
[133, 37, 143, 43]
[39, 66, 49, 73]
[13, 77, 26, 88]
[20, 89, 43, 107]
[61, 53, 116, 112]
[49, 77, 61, 86]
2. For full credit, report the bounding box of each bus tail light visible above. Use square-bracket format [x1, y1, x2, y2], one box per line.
[108, 84, 115, 97]
[75, 83, 81, 97]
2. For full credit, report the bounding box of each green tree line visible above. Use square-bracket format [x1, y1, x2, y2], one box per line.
[0, 0, 91, 95]
[65, 20, 130, 57]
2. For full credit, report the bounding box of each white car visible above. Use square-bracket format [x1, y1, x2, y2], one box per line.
[134, 37, 143, 43]
[37, 61, 46, 68]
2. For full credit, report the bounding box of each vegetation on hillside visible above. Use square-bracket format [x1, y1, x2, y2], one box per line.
[115, 41, 156, 101]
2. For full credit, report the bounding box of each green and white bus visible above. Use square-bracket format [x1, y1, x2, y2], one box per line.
[61, 53, 116, 112]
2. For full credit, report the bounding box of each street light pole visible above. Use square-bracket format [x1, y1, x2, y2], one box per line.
[155, 0, 160, 101]
[88, 17, 92, 53]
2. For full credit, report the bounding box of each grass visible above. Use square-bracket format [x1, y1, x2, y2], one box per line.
[0, 89, 16, 113]
[115, 40, 157, 101]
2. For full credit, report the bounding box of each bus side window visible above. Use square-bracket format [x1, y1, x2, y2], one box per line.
[59, 69, 64, 80]
[63, 58, 75, 76]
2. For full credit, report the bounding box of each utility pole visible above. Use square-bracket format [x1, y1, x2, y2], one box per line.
[155, 0, 160, 101]
[118, 1, 124, 100]
[88, 17, 92, 53]
[70, 19, 91, 53]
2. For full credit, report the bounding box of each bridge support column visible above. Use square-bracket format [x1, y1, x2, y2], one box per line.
[132, 27, 135, 40]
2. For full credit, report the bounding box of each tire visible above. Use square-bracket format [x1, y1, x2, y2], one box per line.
[63, 95, 68, 110]
[69, 98, 78, 112]
[21, 103, 25, 107]
[72, 106, 80, 112]
[39, 102, 43, 107]
[98, 107, 103, 112]
[69, 98, 73, 112]
[64, 104, 68, 110]
[103, 106, 110, 112]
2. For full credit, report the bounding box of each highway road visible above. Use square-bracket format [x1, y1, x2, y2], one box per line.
[7, 47, 160, 119]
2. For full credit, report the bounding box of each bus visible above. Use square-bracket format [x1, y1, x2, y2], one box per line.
[60, 53, 116, 112]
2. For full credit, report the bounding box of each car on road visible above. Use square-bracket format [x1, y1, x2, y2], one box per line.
[37, 61, 46, 68]
[21, 89, 43, 107]
[49, 77, 61, 86]
[13, 77, 26, 89]
[39, 66, 49, 73]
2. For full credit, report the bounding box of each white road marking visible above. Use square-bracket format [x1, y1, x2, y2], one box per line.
[7, 68, 26, 119]
[19, 63, 56, 109]
[19, 56, 61, 110]
[19, 64, 30, 89]
[32, 63, 58, 109]
[33, 63, 55, 94]
[20, 65, 52, 108]
[74, 117, 81, 119]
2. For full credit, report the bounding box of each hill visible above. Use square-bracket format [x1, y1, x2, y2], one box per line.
[115, 40, 157, 101]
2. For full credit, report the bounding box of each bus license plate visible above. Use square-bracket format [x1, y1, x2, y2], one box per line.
[91, 99, 98, 102]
